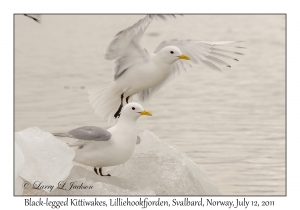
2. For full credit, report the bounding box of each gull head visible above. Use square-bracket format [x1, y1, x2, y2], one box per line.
[120, 102, 152, 120]
[156, 46, 190, 64]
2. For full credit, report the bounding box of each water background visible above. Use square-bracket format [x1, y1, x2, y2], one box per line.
[14, 15, 285, 195]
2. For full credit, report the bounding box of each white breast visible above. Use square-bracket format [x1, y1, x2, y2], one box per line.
[113, 54, 172, 96]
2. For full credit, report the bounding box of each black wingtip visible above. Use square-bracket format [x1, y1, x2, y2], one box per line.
[235, 52, 245, 55]
[24, 14, 40, 23]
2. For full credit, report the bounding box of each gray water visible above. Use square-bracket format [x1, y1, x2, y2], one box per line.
[14, 15, 285, 195]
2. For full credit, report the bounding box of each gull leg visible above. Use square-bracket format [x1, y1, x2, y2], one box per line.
[99, 167, 111, 176]
[94, 167, 99, 175]
[126, 96, 130, 104]
[114, 93, 124, 118]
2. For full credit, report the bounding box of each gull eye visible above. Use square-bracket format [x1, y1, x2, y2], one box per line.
[132, 107, 135, 110]
[170, 51, 174, 54]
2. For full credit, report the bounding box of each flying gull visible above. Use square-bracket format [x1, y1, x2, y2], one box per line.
[87, 15, 245, 121]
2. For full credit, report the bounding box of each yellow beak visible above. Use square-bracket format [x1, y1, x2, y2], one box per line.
[139, 110, 153, 116]
[178, 54, 190, 60]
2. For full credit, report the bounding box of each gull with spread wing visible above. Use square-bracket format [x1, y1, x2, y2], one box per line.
[89, 15, 245, 121]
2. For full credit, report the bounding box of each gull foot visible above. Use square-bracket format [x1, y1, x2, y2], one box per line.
[99, 167, 111, 176]
[94, 167, 99, 175]
[114, 93, 124, 118]
[114, 105, 123, 119]
[126, 96, 130, 104]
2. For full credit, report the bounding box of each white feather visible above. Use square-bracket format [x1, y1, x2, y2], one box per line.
[89, 15, 245, 121]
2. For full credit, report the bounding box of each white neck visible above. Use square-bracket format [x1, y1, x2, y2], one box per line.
[116, 115, 138, 128]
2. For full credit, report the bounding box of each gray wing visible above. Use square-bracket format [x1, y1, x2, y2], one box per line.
[136, 40, 245, 102]
[54, 126, 111, 141]
[105, 15, 179, 80]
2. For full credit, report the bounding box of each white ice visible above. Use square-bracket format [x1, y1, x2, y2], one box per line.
[17, 128, 220, 195]
[15, 127, 75, 193]
[15, 141, 25, 195]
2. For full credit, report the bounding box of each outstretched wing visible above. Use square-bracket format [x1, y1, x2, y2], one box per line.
[155, 40, 245, 71]
[136, 40, 245, 102]
[105, 15, 178, 80]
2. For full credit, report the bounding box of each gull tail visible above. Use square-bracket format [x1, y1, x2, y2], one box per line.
[88, 83, 121, 122]
[52, 133, 84, 148]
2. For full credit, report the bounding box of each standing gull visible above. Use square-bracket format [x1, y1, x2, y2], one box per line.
[89, 15, 245, 121]
[53, 102, 152, 176]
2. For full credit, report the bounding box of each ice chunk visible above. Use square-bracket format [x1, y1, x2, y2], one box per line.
[107, 130, 221, 195]
[15, 141, 25, 195]
[23, 130, 220, 195]
[24, 166, 156, 195]
[15, 127, 75, 193]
